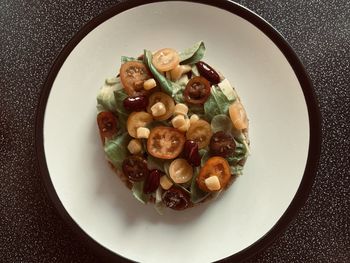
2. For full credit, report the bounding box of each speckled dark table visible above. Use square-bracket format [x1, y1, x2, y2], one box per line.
[1, 0, 349, 262]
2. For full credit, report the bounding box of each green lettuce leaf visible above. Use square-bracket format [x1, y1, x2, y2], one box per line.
[104, 132, 129, 170]
[143, 50, 184, 103]
[132, 181, 149, 204]
[190, 167, 210, 203]
[226, 140, 248, 166]
[121, 56, 140, 63]
[179, 41, 206, 65]
[114, 89, 129, 132]
[96, 78, 123, 112]
[204, 85, 235, 121]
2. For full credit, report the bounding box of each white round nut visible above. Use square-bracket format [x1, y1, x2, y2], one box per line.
[205, 176, 221, 191]
[160, 176, 173, 190]
[143, 78, 157, 90]
[136, 127, 150, 139]
[171, 115, 186, 128]
[170, 65, 183, 81]
[177, 118, 190, 133]
[127, 139, 142, 154]
[190, 114, 199, 124]
[151, 102, 167, 117]
[174, 103, 189, 116]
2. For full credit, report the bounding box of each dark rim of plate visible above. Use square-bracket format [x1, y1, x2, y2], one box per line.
[35, 0, 321, 262]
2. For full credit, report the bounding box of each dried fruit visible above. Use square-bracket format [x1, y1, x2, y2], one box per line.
[143, 169, 162, 194]
[123, 95, 149, 111]
[162, 187, 191, 210]
[183, 140, 201, 166]
[196, 61, 220, 84]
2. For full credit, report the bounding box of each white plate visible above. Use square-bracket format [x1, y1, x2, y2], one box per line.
[36, 1, 320, 262]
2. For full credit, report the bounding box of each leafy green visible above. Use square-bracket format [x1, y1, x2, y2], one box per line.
[230, 165, 244, 176]
[143, 50, 184, 103]
[147, 155, 165, 171]
[211, 114, 233, 133]
[190, 167, 210, 203]
[132, 181, 149, 204]
[114, 89, 129, 132]
[121, 56, 140, 63]
[191, 64, 200, 77]
[96, 79, 123, 112]
[154, 187, 164, 215]
[226, 140, 248, 166]
[204, 85, 235, 121]
[179, 41, 206, 65]
[199, 149, 210, 166]
[104, 133, 129, 170]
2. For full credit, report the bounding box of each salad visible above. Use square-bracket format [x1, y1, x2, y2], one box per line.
[96, 41, 250, 213]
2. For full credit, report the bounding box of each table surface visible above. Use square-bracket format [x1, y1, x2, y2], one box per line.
[1, 0, 349, 262]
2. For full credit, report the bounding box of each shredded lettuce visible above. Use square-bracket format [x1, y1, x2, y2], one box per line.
[179, 41, 206, 65]
[121, 56, 140, 63]
[204, 85, 235, 121]
[132, 181, 149, 204]
[154, 187, 165, 215]
[143, 50, 184, 103]
[226, 139, 248, 166]
[114, 89, 129, 132]
[104, 133, 129, 170]
[190, 167, 210, 203]
[147, 155, 165, 171]
[96, 78, 123, 112]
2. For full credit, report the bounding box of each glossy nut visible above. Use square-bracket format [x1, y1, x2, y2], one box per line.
[196, 61, 220, 84]
[123, 95, 149, 111]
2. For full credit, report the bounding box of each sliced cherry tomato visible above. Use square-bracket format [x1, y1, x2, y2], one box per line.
[229, 101, 248, 130]
[197, 157, 231, 192]
[127, 111, 153, 138]
[122, 155, 149, 181]
[119, 61, 152, 96]
[210, 131, 236, 157]
[184, 76, 211, 105]
[186, 119, 212, 149]
[147, 126, 185, 159]
[97, 111, 117, 140]
[162, 186, 191, 210]
[169, 158, 193, 184]
[152, 48, 180, 72]
[146, 92, 175, 121]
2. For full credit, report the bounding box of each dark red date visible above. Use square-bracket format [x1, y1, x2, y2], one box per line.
[183, 140, 201, 166]
[123, 95, 149, 111]
[143, 169, 162, 194]
[196, 61, 220, 85]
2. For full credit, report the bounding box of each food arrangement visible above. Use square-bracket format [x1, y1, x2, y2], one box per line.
[96, 42, 250, 213]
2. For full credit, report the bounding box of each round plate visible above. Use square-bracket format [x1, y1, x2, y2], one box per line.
[36, 1, 321, 262]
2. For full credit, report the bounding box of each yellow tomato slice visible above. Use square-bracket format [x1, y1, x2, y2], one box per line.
[229, 101, 248, 130]
[169, 158, 193, 184]
[126, 111, 153, 138]
[146, 92, 175, 121]
[186, 119, 213, 149]
[197, 157, 231, 192]
[152, 48, 180, 72]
